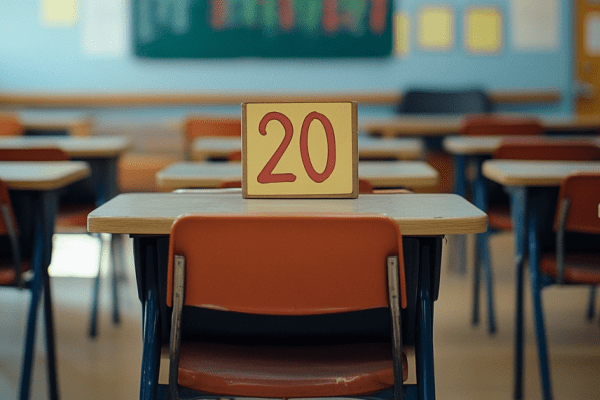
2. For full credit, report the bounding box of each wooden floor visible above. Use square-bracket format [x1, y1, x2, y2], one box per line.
[0, 232, 599, 399]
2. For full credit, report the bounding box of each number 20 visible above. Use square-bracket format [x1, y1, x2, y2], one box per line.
[257, 111, 336, 184]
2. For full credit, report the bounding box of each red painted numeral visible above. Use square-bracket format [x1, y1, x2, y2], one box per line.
[300, 112, 336, 183]
[257, 111, 337, 185]
[257, 112, 297, 184]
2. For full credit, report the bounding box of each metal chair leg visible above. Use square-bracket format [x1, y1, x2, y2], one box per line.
[140, 289, 161, 400]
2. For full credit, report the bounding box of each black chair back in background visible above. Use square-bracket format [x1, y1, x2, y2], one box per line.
[397, 89, 493, 115]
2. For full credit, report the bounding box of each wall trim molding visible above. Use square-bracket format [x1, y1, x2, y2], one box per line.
[0, 89, 561, 108]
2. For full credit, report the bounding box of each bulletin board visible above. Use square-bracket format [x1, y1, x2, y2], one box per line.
[133, 0, 393, 58]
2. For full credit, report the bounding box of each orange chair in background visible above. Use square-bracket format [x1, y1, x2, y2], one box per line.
[227, 150, 242, 162]
[461, 114, 544, 137]
[0, 179, 27, 287]
[159, 214, 414, 399]
[520, 172, 600, 399]
[0, 114, 23, 136]
[183, 116, 241, 160]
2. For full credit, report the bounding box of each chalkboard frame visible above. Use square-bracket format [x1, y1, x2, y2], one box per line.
[133, 0, 394, 58]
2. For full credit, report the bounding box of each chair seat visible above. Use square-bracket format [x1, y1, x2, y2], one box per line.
[177, 341, 407, 398]
[488, 203, 512, 231]
[540, 252, 600, 284]
[0, 259, 30, 286]
[55, 203, 96, 232]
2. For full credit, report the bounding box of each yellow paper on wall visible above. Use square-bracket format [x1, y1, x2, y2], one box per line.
[418, 7, 453, 50]
[395, 12, 410, 56]
[42, 0, 79, 26]
[466, 8, 502, 53]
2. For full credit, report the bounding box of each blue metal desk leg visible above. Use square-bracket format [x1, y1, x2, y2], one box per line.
[111, 234, 122, 324]
[89, 156, 122, 338]
[508, 187, 527, 400]
[586, 286, 596, 321]
[527, 190, 552, 400]
[415, 237, 441, 400]
[19, 190, 60, 400]
[19, 205, 43, 400]
[452, 155, 468, 275]
[41, 191, 60, 400]
[140, 289, 160, 400]
[471, 157, 496, 334]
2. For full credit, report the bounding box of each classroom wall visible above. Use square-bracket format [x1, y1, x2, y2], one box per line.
[0, 0, 574, 150]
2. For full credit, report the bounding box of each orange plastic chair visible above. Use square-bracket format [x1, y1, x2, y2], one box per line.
[227, 150, 242, 162]
[0, 113, 23, 136]
[183, 116, 241, 160]
[461, 115, 544, 136]
[493, 138, 600, 160]
[0, 179, 28, 287]
[541, 172, 600, 283]
[162, 214, 411, 399]
[0, 148, 119, 337]
[0, 148, 69, 162]
[525, 173, 600, 398]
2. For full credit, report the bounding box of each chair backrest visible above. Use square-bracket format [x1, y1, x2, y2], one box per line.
[492, 138, 600, 160]
[553, 173, 600, 235]
[167, 214, 406, 314]
[397, 89, 493, 114]
[0, 180, 19, 236]
[0, 148, 70, 161]
[461, 115, 544, 136]
[218, 179, 375, 194]
[0, 114, 23, 136]
[227, 150, 242, 162]
[184, 116, 241, 159]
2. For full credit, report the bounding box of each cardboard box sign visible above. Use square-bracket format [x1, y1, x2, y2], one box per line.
[243, 102, 358, 199]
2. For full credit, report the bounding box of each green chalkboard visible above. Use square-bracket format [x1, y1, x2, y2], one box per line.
[133, 0, 393, 58]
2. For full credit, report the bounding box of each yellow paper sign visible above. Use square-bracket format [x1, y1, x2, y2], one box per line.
[42, 0, 79, 26]
[243, 102, 358, 199]
[395, 12, 410, 56]
[418, 6, 454, 50]
[465, 8, 502, 53]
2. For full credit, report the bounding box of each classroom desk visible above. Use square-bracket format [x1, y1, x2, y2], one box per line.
[442, 136, 600, 319]
[482, 160, 600, 400]
[0, 161, 90, 400]
[155, 161, 439, 191]
[192, 136, 425, 161]
[88, 192, 487, 400]
[0, 135, 132, 204]
[361, 115, 600, 138]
